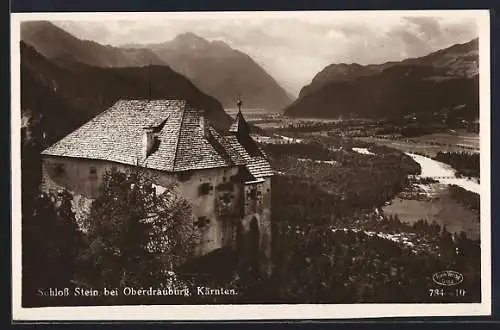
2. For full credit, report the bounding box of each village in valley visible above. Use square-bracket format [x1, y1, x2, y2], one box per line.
[19, 14, 482, 307]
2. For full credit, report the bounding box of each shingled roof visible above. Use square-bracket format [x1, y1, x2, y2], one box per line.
[41, 99, 273, 180]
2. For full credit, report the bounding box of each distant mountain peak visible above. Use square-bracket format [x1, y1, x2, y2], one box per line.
[176, 31, 201, 39]
[210, 39, 232, 49]
[335, 62, 361, 67]
[172, 32, 210, 47]
[21, 22, 292, 112]
[143, 33, 292, 111]
[22, 20, 58, 29]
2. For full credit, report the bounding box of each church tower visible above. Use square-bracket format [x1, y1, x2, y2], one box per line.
[229, 97, 261, 157]
[229, 96, 273, 278]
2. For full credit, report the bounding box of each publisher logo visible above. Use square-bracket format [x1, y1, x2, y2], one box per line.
[432, 270, 464, 286]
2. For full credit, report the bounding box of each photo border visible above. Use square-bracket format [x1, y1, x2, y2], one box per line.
[9, 9, 493, 322]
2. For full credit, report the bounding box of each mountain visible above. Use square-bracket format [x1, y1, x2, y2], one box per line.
[298, 63, 378, 98]
[287, 39, 479, 120]
[298, 38, 479, 98]
[398, 38, 479, 76]
[127, 33, 293, 112]
[20, 21, 166, 68]
[20, 41, 232, 146]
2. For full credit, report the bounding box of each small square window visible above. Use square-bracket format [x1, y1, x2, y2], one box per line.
[198, 182, 213, 196]
[53, 163, 65, 176]
[89, 166, 97, 179]
[248, 189, 258, 200]
[194, 216, 210, 229]
[177, 171, 193, 182]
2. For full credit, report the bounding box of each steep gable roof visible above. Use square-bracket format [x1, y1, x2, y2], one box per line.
[209, 128, 273, 179]
[228, 110, 250, 135]
[41, 99, 273, 179]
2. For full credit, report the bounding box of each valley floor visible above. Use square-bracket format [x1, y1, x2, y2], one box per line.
[21, 119, 482, 306]
[356, 132, 479, 158]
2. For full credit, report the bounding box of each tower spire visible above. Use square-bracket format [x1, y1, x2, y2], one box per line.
[236, 94, 242, 114]
[229, 94, 249, 135]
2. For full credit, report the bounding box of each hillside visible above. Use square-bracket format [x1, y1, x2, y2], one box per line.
[20, 41, 232, 146]
[128, 33, 293, 112]
[21, 21, 166, 68]
[399, 38, 479, 77]
[288, 39, 479, 120]
[286, 64, 478, 121]
[298, 63, 379, 98]
[298, 38, 478, 99]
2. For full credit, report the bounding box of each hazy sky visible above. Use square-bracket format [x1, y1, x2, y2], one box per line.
[50, 12, 479, 96]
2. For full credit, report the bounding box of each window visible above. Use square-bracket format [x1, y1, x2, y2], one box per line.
[198, 182, 213, 196]
[248, 188, 258, 200]
[221, 193, 232, 204]
[194, 216, 210, 229]
[177, 171, 193, 182]
[89, 166, 97, 180]
[216, 182, 233, 191]
[230, 173, 240, 183]
[53, 163, 65, 176]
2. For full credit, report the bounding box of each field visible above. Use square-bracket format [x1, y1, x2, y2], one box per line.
[412, 132, 479, 149]
[264, 128, 481, 243]
[357, 132, 479, 158]
[226, 110, 357, 130]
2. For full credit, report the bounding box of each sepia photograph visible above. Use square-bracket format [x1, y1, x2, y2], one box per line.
[11, 10, 491, 320]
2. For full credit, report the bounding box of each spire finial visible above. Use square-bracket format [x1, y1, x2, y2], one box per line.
[236, 94, 242, 114]
[229, 95, 250, 135]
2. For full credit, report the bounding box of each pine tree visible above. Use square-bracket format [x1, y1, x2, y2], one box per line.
[22, 190, 82, 306]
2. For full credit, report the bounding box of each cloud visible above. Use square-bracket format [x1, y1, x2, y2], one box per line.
[51, 12, 479, 96]
[403, 16, 442, 40]
[383, 16, 478, 58]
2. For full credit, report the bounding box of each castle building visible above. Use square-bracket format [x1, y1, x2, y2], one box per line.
[40, 99, 274, 275]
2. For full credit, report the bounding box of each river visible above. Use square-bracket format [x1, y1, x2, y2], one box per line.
[405, 153, 480, 195]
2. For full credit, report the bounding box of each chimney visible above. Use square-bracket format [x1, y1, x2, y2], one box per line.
[199, 111, 210, 137]
[142, 126, 157, 159]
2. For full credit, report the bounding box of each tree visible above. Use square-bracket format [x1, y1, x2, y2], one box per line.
[23, 190, 82, 307]
[79, 168, 198, 289]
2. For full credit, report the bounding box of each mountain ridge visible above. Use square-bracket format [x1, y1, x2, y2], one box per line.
[21, 21, 293, 112]
[122, 33, 293, 112]
[20, 41, 233, 146]
[288, 38, 479, 121]
[21, 21, 166, 68]
[298, 38, 479, 98]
